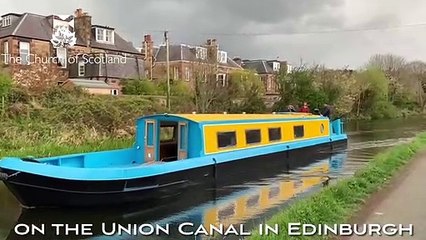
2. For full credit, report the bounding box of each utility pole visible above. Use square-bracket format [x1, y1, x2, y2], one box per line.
[165, 31, 171, 111]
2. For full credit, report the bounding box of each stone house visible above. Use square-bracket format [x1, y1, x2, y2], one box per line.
[142, 36, 243, 88]
[0, 9, 143, 94]
[237, 59, 293, 107]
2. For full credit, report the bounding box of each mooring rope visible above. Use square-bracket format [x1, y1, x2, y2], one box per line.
[0, 171, 20, 181]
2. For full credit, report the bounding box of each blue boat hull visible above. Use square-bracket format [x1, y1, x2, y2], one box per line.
[0, 139, 347, 208]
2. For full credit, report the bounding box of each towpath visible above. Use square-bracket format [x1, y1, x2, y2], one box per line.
[346, 151, 426, 240]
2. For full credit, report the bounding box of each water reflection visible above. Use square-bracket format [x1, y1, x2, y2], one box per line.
[4, 152, 346, 240]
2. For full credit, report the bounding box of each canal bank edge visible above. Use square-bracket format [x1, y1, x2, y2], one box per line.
[249, 132, 426, 240]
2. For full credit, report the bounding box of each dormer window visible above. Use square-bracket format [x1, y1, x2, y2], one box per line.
[1, 16, 11, 27]
[272, 62, 280, 72]
[95, 28, 114, 44]
[53, 19, 71, 31]
[96, 28, 104, 41]
[287, 64, 293, 74]
[105, 30, 112, 42]
[196, 47, 207, 60]
[217, 51, 227, 64]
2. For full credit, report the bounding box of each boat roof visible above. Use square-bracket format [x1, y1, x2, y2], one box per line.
[139, 113, 323, 124]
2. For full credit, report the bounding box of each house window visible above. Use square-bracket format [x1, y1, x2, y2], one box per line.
[272, 62, 280, 72]
[196, 47, 207, 60]
[56, 47, 67, 68]
[1, 16, 11, 27]
[267, 78, 272, 91]
[185, 67, 190, 81]
[216, 73, 227, 86]
[105, 30, 112, 42]
[294, 125, 304, 139]
[173, 66, 179, 80]
[217, 131, 236, 148]
[96, 28, 104, 41]
[245, 129, 261, 144]
[111, 89, 119, 96]
[3, 41, 9, 64]
[95, 28, 114, 44]
[268, 128, 281, 142]
[287, 65, 293, 74]
[19, 42, 30, 65]
[217, 51, 227, 63]
[78, 60, 85, 76]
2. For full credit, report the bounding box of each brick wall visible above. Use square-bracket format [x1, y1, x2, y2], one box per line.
[261, 74, 280, 95]
[1, 38, 69, 90]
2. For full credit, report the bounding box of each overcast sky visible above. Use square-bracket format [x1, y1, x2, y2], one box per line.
[1, 0, 426, 68]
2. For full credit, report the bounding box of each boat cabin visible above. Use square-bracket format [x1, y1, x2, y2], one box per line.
[135, 113, 342, 164]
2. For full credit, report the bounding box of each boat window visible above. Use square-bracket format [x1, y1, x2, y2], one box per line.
[268, 127, 281, 142]
[146, 122, 154, 146]
[246, 129, 261, 144]
[179, 124, 187, 150]
[294, 125, 304, 138]
[160, 126, 175, 142]
[217, 131, 237, 148]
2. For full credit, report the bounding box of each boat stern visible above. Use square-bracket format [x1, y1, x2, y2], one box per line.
[329, 118, 348, 150]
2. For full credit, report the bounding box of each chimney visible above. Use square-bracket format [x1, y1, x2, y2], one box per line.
[143, 34, 154, 80]
[74, 8, 92, 47]
[205, 38, 218, 63]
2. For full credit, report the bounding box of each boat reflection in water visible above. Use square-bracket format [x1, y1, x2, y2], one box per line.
[6, 151, 347, 240]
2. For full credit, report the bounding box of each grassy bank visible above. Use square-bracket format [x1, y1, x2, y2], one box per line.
[249, 132, 426, 240]
[0, 138, 134, 159]
[0, 87, 160, 156]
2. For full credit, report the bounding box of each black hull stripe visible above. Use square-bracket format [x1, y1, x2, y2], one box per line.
[7, 179, 189, 194]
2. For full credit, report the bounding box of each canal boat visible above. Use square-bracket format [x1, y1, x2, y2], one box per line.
[0, 113, 347, 208]
[6, 152, 347, 240]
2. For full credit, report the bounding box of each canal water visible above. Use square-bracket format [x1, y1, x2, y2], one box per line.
[1, 116, 426, 240]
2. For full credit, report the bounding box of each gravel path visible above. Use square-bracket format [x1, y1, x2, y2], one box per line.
[347, 152, 426, 239]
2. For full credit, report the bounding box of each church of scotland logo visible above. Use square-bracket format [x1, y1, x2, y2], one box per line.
[50, 25, 76, 49]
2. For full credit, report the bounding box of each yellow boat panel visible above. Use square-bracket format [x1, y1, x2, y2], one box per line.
[172, 113, 320, 123]
[203, 119, 330, 154]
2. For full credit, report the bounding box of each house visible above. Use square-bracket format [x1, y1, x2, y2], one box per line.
[237, 59, 293, 107]
[142, 36, 243, 87]
[67, 52, 144, 88]
[0, 8, 144, 94]
[62, 78, 120, 95]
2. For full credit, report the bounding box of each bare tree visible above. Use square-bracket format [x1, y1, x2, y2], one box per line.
[366, 54, 407, 73]
[192, 62, 226, 113]
[405, 61, 426, 108]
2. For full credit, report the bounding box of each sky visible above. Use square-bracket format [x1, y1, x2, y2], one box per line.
[1, 0, 426, 68]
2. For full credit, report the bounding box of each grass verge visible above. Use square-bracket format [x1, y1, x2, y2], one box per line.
[249, 132, 426, 240]
[0, 138, 134, 159]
